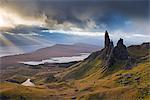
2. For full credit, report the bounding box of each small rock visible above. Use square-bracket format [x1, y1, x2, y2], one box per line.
[135, 77, 140, 80]
[74, 89, 78, 92]
[72, 96, 76, 99]
[116, 73, 122, 76]
[123, 74, 132, 78]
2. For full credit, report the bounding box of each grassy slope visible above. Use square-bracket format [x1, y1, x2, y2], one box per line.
[0, 44, 149, 100]
[63, 59, 102, 80]
[1, 59, 149, 100]
[128, 44, 150, 58]
[59, 45, 150, 99]
[0, 82, 77, 100]
[62, 54, 149, 100]
[59, 50, 104, 80]
[75, 59, 150, 100]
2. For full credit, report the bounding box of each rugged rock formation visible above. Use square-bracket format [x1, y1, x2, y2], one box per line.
[87, 31, 132, 72]
[112, 38, 128, 60]
[100, 31, 129, 72]
[105, 30, 110, 48]
[106, 38, 129, 68]
[100, 31, 114, 59]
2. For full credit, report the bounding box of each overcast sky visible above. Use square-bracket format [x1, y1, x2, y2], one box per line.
[0, 0, 149, 45]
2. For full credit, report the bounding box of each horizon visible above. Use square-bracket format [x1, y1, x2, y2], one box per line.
[0, 0, 149, 56]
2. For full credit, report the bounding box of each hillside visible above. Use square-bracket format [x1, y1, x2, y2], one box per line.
[128, 42, 150, 58]
[0, 31, 149, 100]
[62, 34, 149, 80]
[57, 31, 150, 99]
[1, 58, 149, 99]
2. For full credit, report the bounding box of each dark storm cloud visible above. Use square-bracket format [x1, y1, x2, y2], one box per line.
[1, 0, 149, 32]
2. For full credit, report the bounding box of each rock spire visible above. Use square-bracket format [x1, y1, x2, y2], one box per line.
[105, 30, 110, 48]
[101, 31, 129, 72]
[113, 38, 128, 60]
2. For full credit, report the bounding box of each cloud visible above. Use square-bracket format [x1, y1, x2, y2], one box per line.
[0, 8, 46, 28]
[17, 32, 43, 36]
[0, 0, 149, 39]
[42, 30, 103, 37]
[4, 32, 43, 36]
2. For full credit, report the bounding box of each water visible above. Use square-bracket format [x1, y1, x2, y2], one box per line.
[19, 53, 90, 65]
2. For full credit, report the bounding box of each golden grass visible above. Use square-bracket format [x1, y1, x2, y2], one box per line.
[1, 56, 149, 100]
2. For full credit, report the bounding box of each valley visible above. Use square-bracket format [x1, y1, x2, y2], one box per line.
[0, 0, 149, 100]
[0, 31, 149, 100]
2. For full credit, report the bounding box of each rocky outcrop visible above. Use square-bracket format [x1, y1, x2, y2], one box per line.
[106, 38, 129, 68]
[100, 31, 114, 59]
[105, 30, 110, 48]
[112, 38, 128, 60]
[86, 31, 137, 73]
[100, 31, 129, 72]
[141, 42, 150, 49]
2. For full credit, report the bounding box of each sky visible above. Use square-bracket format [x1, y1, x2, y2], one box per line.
[0, 0, 149, 48]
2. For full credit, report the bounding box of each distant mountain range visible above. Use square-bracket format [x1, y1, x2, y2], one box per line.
[1, 43, 100, 68]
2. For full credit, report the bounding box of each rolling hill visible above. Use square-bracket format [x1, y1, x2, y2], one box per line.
[1, 43, 100, 68]
[0, 31, 149, 100]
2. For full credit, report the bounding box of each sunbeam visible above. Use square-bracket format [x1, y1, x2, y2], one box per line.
[0, 33, 23, 53]
[18, 34, 53, 46]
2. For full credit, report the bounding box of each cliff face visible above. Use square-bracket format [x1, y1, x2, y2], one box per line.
[113, 38, 128, 60]
[104, 31, 128, 60]
[62, 30, 149, 80]
[100, 31, 114, 59]
[100, 31, 129, 73]
[104, 31, 111, 48]
[106, 38, 129, 69]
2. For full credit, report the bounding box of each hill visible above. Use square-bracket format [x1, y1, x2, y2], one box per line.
[1, 43, 100, 68]
[61, 32, 149, 80]
[128, 42, 150, 58]
[1, 57, 149, 99]
[0, 31, 149, 100]
[57, 31, 150, 99]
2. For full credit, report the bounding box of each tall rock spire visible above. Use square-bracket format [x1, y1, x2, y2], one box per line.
[100, 31, 113, 59]
[105, 30, 110, 48]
